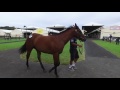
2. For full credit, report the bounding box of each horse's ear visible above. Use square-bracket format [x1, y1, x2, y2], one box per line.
[75, 23, 77, 26]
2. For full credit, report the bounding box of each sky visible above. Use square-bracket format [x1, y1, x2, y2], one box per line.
[0, 12, 120, 28]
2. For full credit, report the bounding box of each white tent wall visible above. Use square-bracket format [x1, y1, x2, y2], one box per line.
[0, 29, 12, 37]
[100, 28, 120, 39]
[0, 30, 5, 36]
[11, 29, 23, 37]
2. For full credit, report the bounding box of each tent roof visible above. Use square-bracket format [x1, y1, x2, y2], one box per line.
[46, 24, 66, 31]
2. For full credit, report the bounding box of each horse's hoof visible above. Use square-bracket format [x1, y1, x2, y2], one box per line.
[26, 67, 30, 72]
[49, 70, 52, 73]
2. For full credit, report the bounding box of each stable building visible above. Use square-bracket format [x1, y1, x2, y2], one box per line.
[82, 22, 104, 38]
[82, 22, 120, 39]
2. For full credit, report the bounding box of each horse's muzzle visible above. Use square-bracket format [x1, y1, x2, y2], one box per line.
[80, 37, 86, 42]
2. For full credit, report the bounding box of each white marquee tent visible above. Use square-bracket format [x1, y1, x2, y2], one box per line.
[11, 29, 23, 37]
[0, 29, 12, 36]
[0, 30, 5, 36]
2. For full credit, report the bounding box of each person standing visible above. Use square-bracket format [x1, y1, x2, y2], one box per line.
[109, 34, 112, 43]
[116, 37, 120, 45]
[69, 37, 82, 71]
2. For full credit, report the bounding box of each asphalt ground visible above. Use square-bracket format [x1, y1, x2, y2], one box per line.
[0, 39, 120, 78]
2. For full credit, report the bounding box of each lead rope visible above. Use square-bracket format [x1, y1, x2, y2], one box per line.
[78, 40, 83, 55]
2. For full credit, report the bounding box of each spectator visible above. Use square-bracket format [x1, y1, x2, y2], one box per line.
[109, 34, 112, 43]
[116, 37, 120, 45]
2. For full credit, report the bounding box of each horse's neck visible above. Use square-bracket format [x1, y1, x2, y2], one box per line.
[57, 30, 74, 45]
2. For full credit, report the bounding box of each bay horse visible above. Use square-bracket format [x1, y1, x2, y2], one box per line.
[19, 23, 86, 78]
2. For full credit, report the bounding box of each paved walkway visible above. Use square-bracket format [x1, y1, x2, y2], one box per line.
[0, 39, 120, 78]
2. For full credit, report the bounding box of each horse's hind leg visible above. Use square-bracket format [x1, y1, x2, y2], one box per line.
[37, 51, 46, 72]
[26, 49, 32, 69]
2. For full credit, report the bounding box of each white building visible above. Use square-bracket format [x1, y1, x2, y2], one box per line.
[100, 26, 120, 39]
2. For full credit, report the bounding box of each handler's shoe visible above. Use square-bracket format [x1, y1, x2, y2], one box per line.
[69, 65, 72, 69]
[73, 66, 77, 70]
[72, 63, 77, 70]
[68, 66, 75, 71]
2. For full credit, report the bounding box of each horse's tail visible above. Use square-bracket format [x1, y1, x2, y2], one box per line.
[19, 42, 27, 54]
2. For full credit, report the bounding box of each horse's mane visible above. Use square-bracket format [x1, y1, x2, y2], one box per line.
[50, 25, 74, 36]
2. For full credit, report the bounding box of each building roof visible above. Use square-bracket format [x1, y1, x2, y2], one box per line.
[83, 22, 104, 26]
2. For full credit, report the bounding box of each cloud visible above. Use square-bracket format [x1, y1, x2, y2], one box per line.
[0, 12, 120, 28]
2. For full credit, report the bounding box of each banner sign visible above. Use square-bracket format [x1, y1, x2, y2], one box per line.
[110, 26, 120, 30]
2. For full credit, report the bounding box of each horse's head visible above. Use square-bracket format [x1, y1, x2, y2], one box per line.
[73, 23, 86, 42]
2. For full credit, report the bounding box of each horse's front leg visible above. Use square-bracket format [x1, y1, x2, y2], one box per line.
[49, 53, 60, 78]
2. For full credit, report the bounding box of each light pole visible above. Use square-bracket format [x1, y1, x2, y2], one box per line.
[24, 25, 27, 38]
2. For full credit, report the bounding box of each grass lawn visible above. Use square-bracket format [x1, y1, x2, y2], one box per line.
[93, 40, 120, 58]
[20, 40, 85, 65]
[0, 39, 85, 65]
[0, 41, 25, 51]
[0, 38, 26, 43]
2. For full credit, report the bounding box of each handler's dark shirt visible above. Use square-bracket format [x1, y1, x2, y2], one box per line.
[70, 37, 77, 50]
